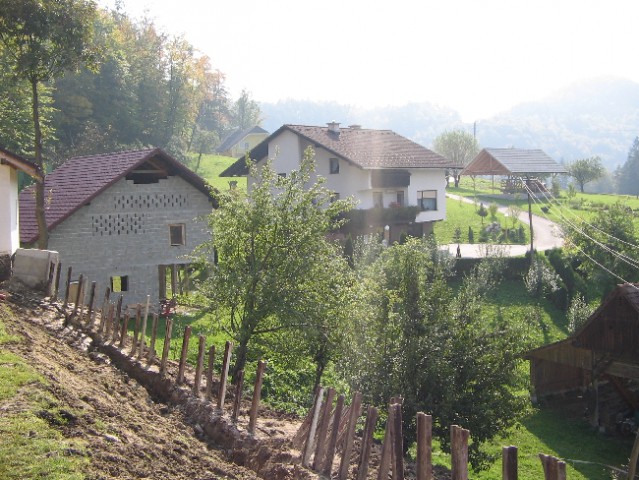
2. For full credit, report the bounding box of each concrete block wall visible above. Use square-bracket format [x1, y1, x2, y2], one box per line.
[48, 176, 213, 306]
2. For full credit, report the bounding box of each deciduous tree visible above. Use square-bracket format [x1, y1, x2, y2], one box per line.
[432, 129, 479, 188]
[0, 0, 98, 248]
[196, 147, 356, 378]
[566, 156, 605, 193]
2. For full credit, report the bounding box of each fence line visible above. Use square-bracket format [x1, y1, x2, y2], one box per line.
[48, 262, 574, 479]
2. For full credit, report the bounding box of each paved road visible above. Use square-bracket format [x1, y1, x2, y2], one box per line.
[443, 194, 563, 258]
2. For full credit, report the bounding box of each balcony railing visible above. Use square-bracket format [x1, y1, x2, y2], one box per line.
[341, 206, 421, 228]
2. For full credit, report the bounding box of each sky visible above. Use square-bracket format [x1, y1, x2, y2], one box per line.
[99, 0, 639, 122]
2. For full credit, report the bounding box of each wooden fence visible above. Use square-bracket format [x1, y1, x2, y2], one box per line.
[48, 262, 571, 479]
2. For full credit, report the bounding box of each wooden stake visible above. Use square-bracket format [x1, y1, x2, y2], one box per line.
[322, 393, 345, 476]
[392, 403, 404, 480]
[248, 360, 266, 434]
[52, 261, 62, 300]
[119, 312, 130, 349]
[302, 387, 325, 467]
[313, 387, 336, 470]
[356, 406, 378, 480]
[137, 295, 150, 358]
[177, 325, 192, 384]
[231, 369, 245, 421]
[338, 391, 362, 480]
[193, 335, 206, 396]
[377, 404, 396, 480]
[205, 345, 215, 401]
[451, 425, 469, 480]
[502, 446, 517, 480]
[217, 341, 233, 410]
[98, 287, 111, 334]
[131, 304, 141, 354]
[147, 313, 159, 364]
[416, 413, 432, 480]
[86, 281, 96, 327]
[46, 261, 56, 297]
[112, 295, 123, 343]
[72, 273, 84, 317]
[63, 266, 72, 310]
[159, 318, 172, 376]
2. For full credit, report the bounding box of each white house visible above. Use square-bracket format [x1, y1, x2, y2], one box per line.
[221, 122, 455, 239]
[0, 148, 40, 279]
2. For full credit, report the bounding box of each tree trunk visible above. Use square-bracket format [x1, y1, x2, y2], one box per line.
[31, 78, 48, 249]
[232, 336, 249, 381]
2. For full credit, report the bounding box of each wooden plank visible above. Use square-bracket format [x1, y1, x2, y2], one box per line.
[451, 425, 469, 480]
[313, 387, 336, 470]
[416, 412, 432, 480]
[217, 341, 233, 410]
[248, 360, 266, 434]
[338, 391, 362, 480]
[322, 393, 345, 476]
[502, 446, 517, 480]
[392, 403, 404, 480]
[302, 387, 325, 467]
[356, 406, 378, 480]
[377, 404, 395, 480]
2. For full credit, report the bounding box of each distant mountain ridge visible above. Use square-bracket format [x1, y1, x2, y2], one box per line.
[260, 77, 639, 170]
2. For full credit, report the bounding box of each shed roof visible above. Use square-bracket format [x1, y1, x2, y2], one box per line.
[0, 147, 41, 180]
[462, 148, 566, 176]
[220, 124, 454, 176]
[19, 148, 213, 244]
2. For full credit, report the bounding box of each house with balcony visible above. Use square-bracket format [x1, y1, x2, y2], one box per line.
[220, 122, 455, 240]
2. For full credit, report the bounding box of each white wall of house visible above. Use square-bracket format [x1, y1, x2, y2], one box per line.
[0, 165, 20, 255]
[410, 169, 448, 223]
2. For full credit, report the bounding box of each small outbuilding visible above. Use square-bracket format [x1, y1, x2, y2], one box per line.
[528, 283, 639, 433]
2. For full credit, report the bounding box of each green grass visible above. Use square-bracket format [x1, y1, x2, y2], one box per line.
[186, 153, 246, 192]
[0, 305, 87, 479]
[434, 196, 529, 244]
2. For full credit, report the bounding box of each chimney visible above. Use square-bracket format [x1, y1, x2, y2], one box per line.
[327, 121, 340, 134]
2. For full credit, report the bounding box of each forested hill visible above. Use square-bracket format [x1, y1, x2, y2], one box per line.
[261, 77, 639, 170]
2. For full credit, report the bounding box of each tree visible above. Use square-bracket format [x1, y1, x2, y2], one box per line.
[432, 129, 479, 188]
[566, 156, 605, 193]
[231, 88, 262, 131]
[0, 0, 98, 248]
[617, 137, 639, 195]
[196, 147, 356, 378]
[340, 239, 529, 470]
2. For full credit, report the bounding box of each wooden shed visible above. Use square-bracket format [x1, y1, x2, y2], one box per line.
[528, 283, 639, 432]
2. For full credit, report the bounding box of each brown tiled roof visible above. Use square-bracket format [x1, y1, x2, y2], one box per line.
[0, 147, 41, 179]
[462, 148, 566, 176]
[220, 124, 454, 176]
[19, 148, 212, 244]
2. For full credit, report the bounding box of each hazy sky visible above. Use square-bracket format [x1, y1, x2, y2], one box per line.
[99, 0, 639, 122]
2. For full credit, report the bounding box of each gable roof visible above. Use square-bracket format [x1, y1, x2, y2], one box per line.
[0, 147, 41, 180]
[220, 124, 454, 176]
[462, 148, 566, 176]
[216, 125, 269, 154]
[19, 148, 213, 244]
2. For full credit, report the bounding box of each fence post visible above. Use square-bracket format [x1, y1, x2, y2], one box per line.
[86, 281, 96, 328]
[502, 446, 517, 480]
[217, 341, 233, 410]
[392, 403, 404, 480]
[138, 295, 151, 358]
[147, 313, 159, 364]
[119, 312, 130, 349]
[63, 266, 72, 310]
[248, 360, 266, 434]
[177, 326, 192, 384]
[377, 403, 396, 480]
[322, 393, 345, 476]
[451, 425, 469, 480]
[232, 369, 245, 421]
[72, 273, 84, 318]
[356, 406, 378, 480]
[338, 391, 362, 480]
[105, 303, 115, 341]
[193, 335, 206, 396]
[313, 387, 336, 470]
[52, 261, 62, 301]
[131, 305, 141, 354]
[98, 287, 111, 334]
[46, 261, 56, 297]
[112, 295, 123, 343]
[302, 387, 325, 467]
[205, 345, 215, 401]
[159, 318, 172, 376]
[416, 413, 432, 480]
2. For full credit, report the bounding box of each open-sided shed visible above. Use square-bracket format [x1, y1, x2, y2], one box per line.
[528, 283, 639, 431]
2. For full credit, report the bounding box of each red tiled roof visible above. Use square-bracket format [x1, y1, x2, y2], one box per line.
[221, 124, 454, 176]
[19, 148, 212, 244]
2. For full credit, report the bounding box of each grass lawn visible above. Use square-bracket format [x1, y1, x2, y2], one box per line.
[185, 153, 246, 192]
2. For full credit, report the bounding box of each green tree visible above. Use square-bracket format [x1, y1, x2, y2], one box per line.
[566, 156, 605, 193]
[617, 137, 639, 195]
[432, 129, 479, 188]
[477, 202, 488, 225]
[0, 0, 98, 248]
[341, 239, 528, 470]
[567, 293, 593, 333]
[231, 88, 262, 131]
[196, 147, 356, 378]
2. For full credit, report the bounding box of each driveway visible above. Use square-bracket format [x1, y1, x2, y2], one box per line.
[443, 194, 563, 258]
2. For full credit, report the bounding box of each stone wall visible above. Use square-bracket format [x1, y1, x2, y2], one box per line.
[48, 176, 213, 306]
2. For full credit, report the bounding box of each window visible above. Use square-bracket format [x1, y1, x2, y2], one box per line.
[373, 191, 383, 208]
[330, 158, 340, 174]
[278, 172, 287, 178]
[169, 224, 186, 246]
[396, 191, 405, 207]
[111, 275, 129, 292]
[417, 190, 437, 211]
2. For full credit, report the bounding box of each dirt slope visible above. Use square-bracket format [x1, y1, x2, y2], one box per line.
[2, 295, 259, 480]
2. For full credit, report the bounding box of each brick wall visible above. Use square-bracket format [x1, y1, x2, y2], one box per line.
[48, 176, 213, 306]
